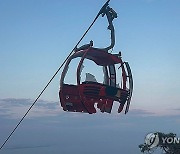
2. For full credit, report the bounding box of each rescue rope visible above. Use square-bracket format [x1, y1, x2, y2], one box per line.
[0, 0, 110, 150]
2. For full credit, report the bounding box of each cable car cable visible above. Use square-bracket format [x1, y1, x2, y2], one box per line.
[0, 0, 111, 150]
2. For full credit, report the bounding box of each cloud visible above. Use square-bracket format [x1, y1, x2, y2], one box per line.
[172, 108, 180, 111]
[1, 98, 179, 120]
[142, 0, 161, 2]
[0, 98, 62, 119]
[0, 98, 156, 120]
[159, 108, 180, 116]
[129, 108, 155, 116]
[5, 144, 53, 150]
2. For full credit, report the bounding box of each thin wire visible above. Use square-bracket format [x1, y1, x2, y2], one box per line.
[0, 7, 101, 151]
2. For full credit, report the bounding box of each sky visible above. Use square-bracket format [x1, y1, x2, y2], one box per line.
[0, 0, 180, 153]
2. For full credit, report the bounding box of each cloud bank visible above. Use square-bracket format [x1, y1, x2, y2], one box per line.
[0, 98, 179, 120]
[0, 98, 61, 119]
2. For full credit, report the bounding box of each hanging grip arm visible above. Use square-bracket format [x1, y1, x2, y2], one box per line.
[100, 2, 117, 51]
[75, 0, 117, 52]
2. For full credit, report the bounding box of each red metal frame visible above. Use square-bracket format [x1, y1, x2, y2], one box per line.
[59, 47, 132, 114]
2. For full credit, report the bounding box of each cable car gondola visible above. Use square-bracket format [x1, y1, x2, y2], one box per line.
[59, 0, 133, 114]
